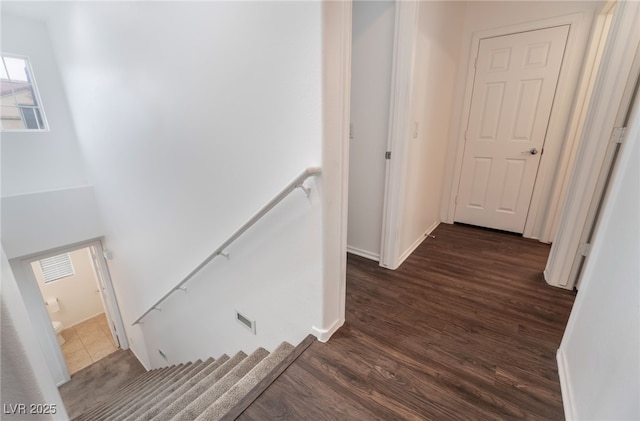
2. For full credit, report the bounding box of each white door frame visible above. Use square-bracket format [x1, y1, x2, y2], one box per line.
[572, 54, 639, 290]
[11, 238, 129, 385]
[87, 241, 129, 349]
[545, 1, 640, 289]
[379, 0, 418, 270]
[443, 13, 587, 241]
[540, 2, 616, 242]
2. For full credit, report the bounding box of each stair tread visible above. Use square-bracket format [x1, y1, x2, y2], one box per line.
[112, 360, 206, 421]
[93, 363, 193, 421]
[73, 340, 302, 421]
[121, 357, 220, 421]
[151, 351, 248, 421]
[74, 363, 185, 421]
[196, 342, 294, 421]
[173, 348, 269, 421]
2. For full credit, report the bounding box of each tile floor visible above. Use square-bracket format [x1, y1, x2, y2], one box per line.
[60, 313, 118, 374]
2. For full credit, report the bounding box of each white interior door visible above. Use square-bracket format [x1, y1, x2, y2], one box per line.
[455, 25, 569, 233]
[89, 243, 128, 350]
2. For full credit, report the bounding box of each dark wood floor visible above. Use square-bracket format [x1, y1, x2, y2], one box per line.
[239, 223, 576, 420]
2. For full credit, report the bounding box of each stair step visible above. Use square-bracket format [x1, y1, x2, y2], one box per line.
[110, 360, 206, 421]
[93, 363, 193, 421]
[74, 364, 185, 421]
[197, 342, 294, 421]
[173, 348, 269, 421]
[72, 369, 157, 421]
[121, 357, 218, 421]
[73, 339, 302, 421]
[151, 351, 247, 421]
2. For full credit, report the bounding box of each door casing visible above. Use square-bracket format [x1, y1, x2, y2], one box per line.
[11, 238, 128, 385]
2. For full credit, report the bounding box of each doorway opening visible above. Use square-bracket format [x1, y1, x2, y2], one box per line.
[18, 239, 128, 383]
[32, 245, 118, 374]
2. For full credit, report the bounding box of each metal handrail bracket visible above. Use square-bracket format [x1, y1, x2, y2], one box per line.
[132, 167, 320, 325]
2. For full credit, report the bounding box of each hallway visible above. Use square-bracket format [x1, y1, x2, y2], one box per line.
[241, 223, 576, 419]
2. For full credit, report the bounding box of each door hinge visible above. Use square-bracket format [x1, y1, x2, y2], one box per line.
[385, 151, 392, 160]
[474, 57, 478, 68]
[578, 242, 591, 257]
[611, 127, 626, 144]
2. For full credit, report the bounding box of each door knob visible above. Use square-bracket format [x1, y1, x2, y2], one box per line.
[522, 148, 538, 155]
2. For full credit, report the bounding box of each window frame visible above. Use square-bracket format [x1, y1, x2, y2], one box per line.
[0, 52, 49, 132]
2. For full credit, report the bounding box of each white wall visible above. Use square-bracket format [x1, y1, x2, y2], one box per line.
[442, 1, 601, 241]
[1, 186, 104, 259]
[0, 13, 88, 196]
[1, 11, 104, 261]
[32, 248, 104, 328]
[1, 246, 68, 420]
[348, 0, 395, 260]
[398, 1, 466, 260]
[40, 1, 325, 367]
[558, 86, 640, 420]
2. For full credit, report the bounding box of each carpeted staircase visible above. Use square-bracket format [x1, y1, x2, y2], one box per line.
[73, 342, 295, 421]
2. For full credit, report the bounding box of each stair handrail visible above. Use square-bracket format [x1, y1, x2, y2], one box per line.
[132, 166, 321, 325]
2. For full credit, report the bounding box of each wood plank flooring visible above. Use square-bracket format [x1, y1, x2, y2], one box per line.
[239, 223, 576, 420]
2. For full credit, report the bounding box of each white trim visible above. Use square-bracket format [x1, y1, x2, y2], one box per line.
[337, 0, 352, 337]
[90, 241, 129, 350]
[557, 348, 578, 421]
[0, 184, 94, 199]
[545, 1, 640, 289]
[346, 246, 380, 262]
[444, 13, 587, 243]
[312, 318, 345, 343]
[319, 0, 351, 339]
[541, 4, 615, 243]
[395, 221, 440, 269]
[379, 0, 418, 270]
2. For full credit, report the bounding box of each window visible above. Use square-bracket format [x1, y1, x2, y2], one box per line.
[0, 54, 48, 131]
[39, 253, 75, 283]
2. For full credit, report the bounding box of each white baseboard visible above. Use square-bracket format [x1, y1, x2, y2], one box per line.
[62, 311, 107, 330]
[346, 245, 380, 261]
[312, 318, 344, 342]
[557, 348, 577, 420]
[396, 221, 440, 268]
